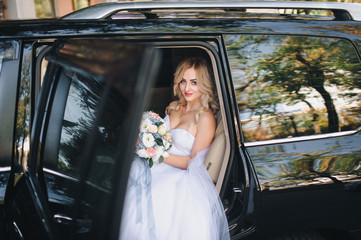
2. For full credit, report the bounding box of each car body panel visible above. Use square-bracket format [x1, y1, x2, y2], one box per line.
[0, 19, 361, 42]
[0, 2, 361, 239]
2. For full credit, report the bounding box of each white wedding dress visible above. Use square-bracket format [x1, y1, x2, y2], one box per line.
[119, 155, 157, 240]
[150, 115, 230, 240]
[120, 115, 230, 240]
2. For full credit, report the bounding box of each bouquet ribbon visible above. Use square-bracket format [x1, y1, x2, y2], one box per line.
[128, 155, 156, 239]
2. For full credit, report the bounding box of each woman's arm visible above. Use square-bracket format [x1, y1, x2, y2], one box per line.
[163, 154, 191, 170]
[190, 111, 216, 158]
[163, 111, 216, 170]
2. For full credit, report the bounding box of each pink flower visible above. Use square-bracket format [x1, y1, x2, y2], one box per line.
[149, 111, 161, 120]
[147, 124, 158, 133]
[146, 148, 157, 157]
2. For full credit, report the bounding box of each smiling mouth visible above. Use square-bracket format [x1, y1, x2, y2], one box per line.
[184, 92, 193, 97]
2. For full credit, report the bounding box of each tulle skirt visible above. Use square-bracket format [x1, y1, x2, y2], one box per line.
[151, 149, 230, 240]
[119, 156, 156, 240]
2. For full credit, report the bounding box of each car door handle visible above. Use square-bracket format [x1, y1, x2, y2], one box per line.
[233, 187, 242, 193]
[54, 213, 92, 232]
[54, 214, 72, 225]
[12, 221, 24, 239]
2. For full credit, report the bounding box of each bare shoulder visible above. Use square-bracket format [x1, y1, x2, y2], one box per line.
[198, 110, 216, 129]
[168, 100, 179, 109]
[167, 100, 179, 115]
[194, 110, 216, 142]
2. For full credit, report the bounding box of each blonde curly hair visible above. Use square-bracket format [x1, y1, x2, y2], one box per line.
[169, 57, 219, 124]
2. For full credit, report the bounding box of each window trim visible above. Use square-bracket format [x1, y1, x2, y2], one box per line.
[158, 42, 232, 193]
[244, 128, 361, 147]
[43, 167, 111, 194]
[43, 68, 71, 171]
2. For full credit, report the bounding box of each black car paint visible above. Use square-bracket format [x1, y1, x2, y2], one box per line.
[0, 16, 360, 240]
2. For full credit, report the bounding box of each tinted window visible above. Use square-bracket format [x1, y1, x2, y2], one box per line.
[44, 70, 125, 190]
[225, 35, 361, 142]
[58, 74, 98, 177]
[39, 40, 159, 239]
[0, 40, 20, 201]
[42, 68, 133, 239]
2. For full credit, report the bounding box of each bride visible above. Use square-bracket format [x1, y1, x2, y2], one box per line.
[120, 57, 229, 240]
[150, 57, 230, 240]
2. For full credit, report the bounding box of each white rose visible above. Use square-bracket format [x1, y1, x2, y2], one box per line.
[153, 146, 167, 164]
[140, 118, 152, 132]
[142, 133, 155, 148]
[136, 149, 149, 158]
[158, 125, 167, 135]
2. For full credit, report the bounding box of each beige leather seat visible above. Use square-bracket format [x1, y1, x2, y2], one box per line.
[204, 111, 226, 183]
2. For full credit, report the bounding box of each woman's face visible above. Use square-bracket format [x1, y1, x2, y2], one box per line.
[179, 67, 202, 103]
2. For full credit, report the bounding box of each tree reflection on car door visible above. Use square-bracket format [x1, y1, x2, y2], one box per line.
[5, 39, 161, 240]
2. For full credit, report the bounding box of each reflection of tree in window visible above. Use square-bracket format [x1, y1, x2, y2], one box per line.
[59, 76, 98, 176]
[15, 45, 31, 169]
[58, 73, 125, 189]
[226, 35, 361, 142]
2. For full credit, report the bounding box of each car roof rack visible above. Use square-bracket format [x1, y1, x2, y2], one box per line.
[62, 1, 361, 21]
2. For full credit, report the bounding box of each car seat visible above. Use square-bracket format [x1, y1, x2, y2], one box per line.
[204, 111, 226, 184]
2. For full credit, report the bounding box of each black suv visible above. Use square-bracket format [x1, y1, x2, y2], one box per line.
[1, 1, 361, 240]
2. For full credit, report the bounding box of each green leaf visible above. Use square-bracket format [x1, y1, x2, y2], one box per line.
[149, 158, 153, 168]
[155, 138, 164, 146]
[159, 156, 164, 163]
[157, 121, 164, 127]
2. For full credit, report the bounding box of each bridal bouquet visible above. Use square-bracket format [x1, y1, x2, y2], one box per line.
[135, 111, 172, 167]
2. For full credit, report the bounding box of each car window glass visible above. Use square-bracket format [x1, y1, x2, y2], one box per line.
[42, 67, 135, 238]
[0, 40, 20, 202]
[14, 43, 32, 170]
[36, 44, 51, 89]
[0, 41, 18, 71]
[57, 73, 97, 178]
[224, 35, 361, 142]
[40, 40, 159, 239]
[44, 70, 124, 191]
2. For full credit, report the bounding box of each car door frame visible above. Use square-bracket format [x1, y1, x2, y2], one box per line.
[5, 38, 162, 240]
[151, 37, 260, 238]
[152, 37, 260, 238]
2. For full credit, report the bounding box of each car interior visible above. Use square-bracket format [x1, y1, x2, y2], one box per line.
[145, 46, 230, 191]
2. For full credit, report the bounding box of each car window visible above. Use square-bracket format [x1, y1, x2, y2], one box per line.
[56, 73, 99, 178]
[0, 40, 20, 202]
[37, 40, 160, 239]
[0, 41, 18, 70]
[42, 66, 140, 239]
[43, 69, 126, 190]
[224, 35, 361, 143]
[14, 43, 32, 170]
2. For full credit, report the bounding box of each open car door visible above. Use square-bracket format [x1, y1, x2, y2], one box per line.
[5, 39, 161, 240]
